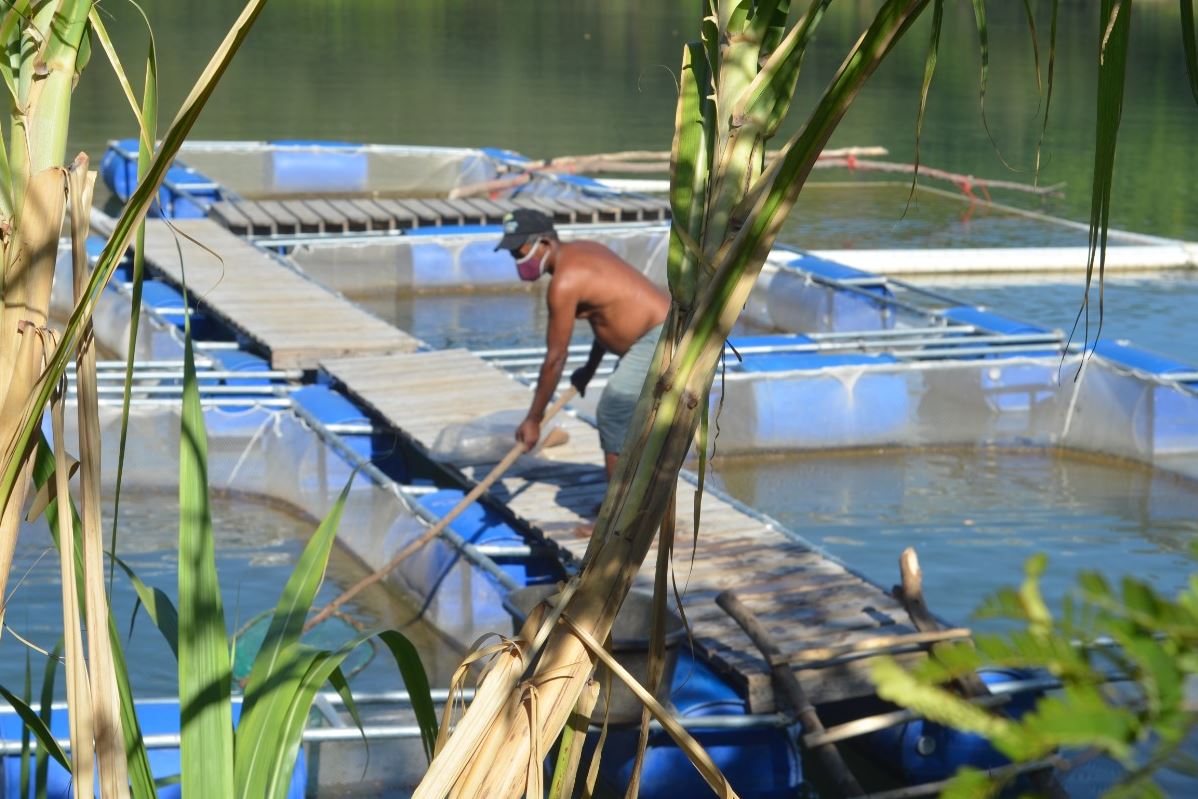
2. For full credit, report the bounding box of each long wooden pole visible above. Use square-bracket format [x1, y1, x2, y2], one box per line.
[894, 548, 1068, 799]
[716, 590, 865, 798]
[305, 387, 577, 631]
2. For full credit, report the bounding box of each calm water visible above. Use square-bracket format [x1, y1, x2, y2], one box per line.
[5, 492, 461, 698]
[72, 1, 1196, 243]
[708, 448, 1198, 624]
[922, 272, 1198, 363]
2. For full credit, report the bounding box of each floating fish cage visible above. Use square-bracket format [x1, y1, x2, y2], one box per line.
[39, 138, 1183, 795]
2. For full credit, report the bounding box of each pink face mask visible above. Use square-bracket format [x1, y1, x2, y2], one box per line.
[513, 240, 546, 281]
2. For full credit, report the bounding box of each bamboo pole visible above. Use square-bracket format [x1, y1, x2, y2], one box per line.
[716, 590, 865, 797]
[305, 387, 577, 631]
[894, 548, 1069, 799]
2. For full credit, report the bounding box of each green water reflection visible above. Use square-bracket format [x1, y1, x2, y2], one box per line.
[73, 1, 1196, 241]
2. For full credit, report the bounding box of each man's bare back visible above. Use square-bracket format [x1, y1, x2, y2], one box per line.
[548, 241, 669, 355]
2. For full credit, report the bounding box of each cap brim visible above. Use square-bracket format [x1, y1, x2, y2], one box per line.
[494, 232, 526, 252]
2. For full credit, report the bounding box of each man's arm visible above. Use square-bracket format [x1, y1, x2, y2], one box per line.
[516, 278, 576, 448]
[570, 339, 606, 397]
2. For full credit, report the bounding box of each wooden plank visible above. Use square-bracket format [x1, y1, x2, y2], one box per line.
[232, 200, 279, 236]
[251, 200, 302, 235]
[514, 196, 577, 225]
[124, 218, 419, 368]
[327, 199, 372, 232]
[458, 198, 509, 224]
[395, 199, 443, 227]
[208, 201, 253, 235]
[350, 199, 400, 231]
[300, 199, 350, 233]
[419, 198, 466, 225]
[369, 199, 418, 230]
[278, 200, 324, 233]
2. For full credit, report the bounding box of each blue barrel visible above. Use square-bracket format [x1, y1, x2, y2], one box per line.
[1093, 340, 1198, 456]
[210, 349, 272, 388]
[594, 651, 802, 798]
[940, 307, 1060, 414]
[767, 259, 892, 333]
[269, 140, 367, 194]
[100, 140, 221, 219]
[0, 698, 306, 799]
[862, 669, 1042, 785]
[417, 489, 561, 588]
[139, 280, 190, 328]
[292, 385, 372, 462]
[86, 236, 134, 282]
[99, 139, 141, 201]
[728, 339, 909, 448]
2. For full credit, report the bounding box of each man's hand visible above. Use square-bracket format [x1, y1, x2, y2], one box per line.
[515, 416, 541, 450]
[569, 366, 594, 397]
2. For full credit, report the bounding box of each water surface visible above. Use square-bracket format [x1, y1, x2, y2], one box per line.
[4, 492, 461, 698]
[72, 1, 1197, 243]
[708, 447, 1198, 625]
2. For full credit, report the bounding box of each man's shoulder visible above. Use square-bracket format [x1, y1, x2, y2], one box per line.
[558, 239, 625, 268]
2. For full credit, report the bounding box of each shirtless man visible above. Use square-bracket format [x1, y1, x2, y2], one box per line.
[496, 209, 669, 479]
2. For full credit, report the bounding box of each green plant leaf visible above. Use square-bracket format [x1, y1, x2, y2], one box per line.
[1181, 0, 1198, 103]
[113, 554, 179, 659]
[666, 41, 713, 309]
[30, 439, 159, 797]
[0, 0, 271, 521]
[908, 0, 944, 207]
[1072, 0, 1132, 352]
[236, 475, 355, 792]
[0, 684, 71, 773]
[940, 767, 1002, 799]
[110, 14, 159, 595]
[376, 630, 439, 763]
[35, 642, 59, 799]
[178, 315, 234, 796]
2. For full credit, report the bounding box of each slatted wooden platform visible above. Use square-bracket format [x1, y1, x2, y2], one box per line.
[322, 348, 926, 712]
[95, 217, 420, 368]
[209, 194, 671, 237]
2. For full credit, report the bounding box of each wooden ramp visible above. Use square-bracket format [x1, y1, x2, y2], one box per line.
[107, 218, 421, 369]
[209, 194, 670, 237]
[323, 349, 926, 713]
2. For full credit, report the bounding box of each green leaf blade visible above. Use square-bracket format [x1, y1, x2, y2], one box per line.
[178, 323, 234, 796]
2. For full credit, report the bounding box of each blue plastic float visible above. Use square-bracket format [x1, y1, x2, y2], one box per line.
[862, 669, 1043, 786]
[0, 699, 306, 799]
[269, 140, 368, 195]
[728, 334, 910, 448]
[941, 306, 1060, 414]
[99, 139, 219, 218]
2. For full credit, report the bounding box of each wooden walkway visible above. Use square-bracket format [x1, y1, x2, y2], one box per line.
[322, 349, 927, 713]
[209, 194, 670, 237]
[94, 217, 420, 369]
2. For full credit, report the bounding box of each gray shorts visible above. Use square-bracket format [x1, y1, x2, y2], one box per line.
[596, 324, 662, 454]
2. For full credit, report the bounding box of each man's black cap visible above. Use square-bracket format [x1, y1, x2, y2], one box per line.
[495, 208, 555, 252]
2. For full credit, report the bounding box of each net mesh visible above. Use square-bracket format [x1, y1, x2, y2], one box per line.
[289, 226, 672, 294]
[709, 354, 1198, 481]
[177, 142, 500, 198]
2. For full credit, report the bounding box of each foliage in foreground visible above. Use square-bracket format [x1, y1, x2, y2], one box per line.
[873, 551, 1198, 799]
[0, 1, 440, 797]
